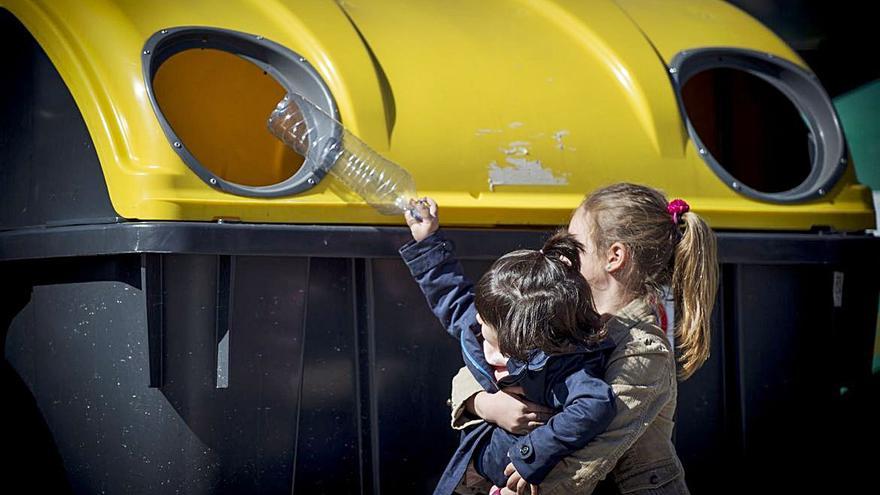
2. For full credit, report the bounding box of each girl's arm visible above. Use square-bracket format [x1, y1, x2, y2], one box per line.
[450, 366, 554, 432]
[503, 358, 616, 485]
[519, 326, 675, 491]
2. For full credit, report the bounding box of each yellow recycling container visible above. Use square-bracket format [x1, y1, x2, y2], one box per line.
[0, 0, 874, 230]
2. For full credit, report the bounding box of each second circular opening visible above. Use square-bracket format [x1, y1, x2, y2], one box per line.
[681, 67, 814, 194]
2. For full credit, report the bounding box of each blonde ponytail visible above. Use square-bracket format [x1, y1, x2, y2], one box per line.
[672, 211, 718, 380]
[581, 183, 719, 380]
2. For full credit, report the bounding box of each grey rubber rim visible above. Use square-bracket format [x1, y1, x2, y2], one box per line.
[142, 27, 338, 197]
[669, 47, 848, 203]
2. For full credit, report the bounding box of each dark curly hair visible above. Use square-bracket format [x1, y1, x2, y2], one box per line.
[474, 231, 606, 361]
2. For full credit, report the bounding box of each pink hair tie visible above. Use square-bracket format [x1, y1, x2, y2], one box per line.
[667, 199, 690, 225]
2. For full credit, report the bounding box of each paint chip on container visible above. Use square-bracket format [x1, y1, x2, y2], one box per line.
[552, 130, 570, 150]
[475, 128, 503, 136]
[488, 157, 568, 189]
[500, 141, 531, 156]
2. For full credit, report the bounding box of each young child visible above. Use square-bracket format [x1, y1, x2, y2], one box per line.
[400, 198, 616, 495]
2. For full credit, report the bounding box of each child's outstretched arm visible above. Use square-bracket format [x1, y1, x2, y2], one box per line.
[399, 198, 479, 342]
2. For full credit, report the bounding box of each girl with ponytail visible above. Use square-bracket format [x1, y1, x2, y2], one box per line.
[579, 183, 718, 380]
[452, 183, 718, 494]
[401, 198, 617, 495]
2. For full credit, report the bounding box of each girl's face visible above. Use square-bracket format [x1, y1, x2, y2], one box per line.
[568, 208, 606, 287]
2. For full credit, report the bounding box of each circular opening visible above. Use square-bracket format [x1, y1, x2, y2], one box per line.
[681, 67, 813, 194]
[143, 27, 338, 197]
[152, 48, 304, 187]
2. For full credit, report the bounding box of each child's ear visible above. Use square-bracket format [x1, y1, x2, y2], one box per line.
[476, 312, 484, 325]
[606, 242, 628, 273]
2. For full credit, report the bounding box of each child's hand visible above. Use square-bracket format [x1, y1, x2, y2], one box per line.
[503, 463, 539, 495]
[472, 389, 554, 435]
[404, 197, 439, 242]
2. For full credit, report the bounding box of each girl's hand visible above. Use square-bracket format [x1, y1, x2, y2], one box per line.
[470, 388, 554, 435]
[404, 197, 439, 242]
[504, 463, 539, 495]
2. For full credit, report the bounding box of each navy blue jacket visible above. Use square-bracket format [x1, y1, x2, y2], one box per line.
[400, 231, 616, 492]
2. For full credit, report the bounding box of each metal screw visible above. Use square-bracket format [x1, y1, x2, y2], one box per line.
[818, 188, 826, 196]
[143, 49, 151, 55]
[307, 177, 317, 186]
[668, 67, 678, 74]
[766, 53, 775, 58]
[160, 29, 168, 34]
[699, 148, 707, 155]
[173, 141, 182, 149]
[839, 157, 847, 164]
[256, 35, 264, 40]
[209, 178, 218, 185]
[298, 57, 305, 62]
[732, 182, 740, 190]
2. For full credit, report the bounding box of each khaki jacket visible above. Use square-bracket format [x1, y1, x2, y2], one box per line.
[449, 298, 689, 494]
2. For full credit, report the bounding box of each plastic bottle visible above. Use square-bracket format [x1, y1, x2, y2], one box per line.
[267, 93, 419, 217]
